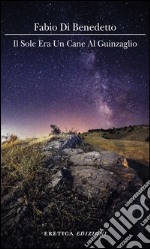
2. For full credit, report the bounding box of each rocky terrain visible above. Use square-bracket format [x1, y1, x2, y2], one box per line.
[1, 135, 147, 248]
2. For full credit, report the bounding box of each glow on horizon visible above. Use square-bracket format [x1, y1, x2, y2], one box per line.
[1, 119, 90, 139]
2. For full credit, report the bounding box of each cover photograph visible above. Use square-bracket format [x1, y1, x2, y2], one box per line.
[1, 1, 149, 248]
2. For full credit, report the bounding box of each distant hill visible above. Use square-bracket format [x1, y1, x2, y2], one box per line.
[87, 125, 149, 142]
[82, 125, 149, 164]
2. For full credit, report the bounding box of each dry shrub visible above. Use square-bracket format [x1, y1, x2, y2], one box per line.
[1, 144, 45, 194]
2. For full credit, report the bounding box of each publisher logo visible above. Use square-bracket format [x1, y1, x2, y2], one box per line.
[85, 180, 150, 248]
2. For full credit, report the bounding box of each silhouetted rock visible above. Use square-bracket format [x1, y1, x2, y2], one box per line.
[61, 135, 82, 150]
[42, 135, 82, 152]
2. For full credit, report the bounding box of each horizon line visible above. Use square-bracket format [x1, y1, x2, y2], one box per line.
[5, 33, 146, 36]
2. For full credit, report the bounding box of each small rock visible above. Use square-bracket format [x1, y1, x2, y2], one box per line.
[46, 171, 63, 189]
[43, 140, 62, 150]
[62, 148, 83, 156]
[14, 214, 20, 223]
[17, 197, 25, 203]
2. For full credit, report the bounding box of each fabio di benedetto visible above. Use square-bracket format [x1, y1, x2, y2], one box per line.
[34, 22, 117, 32]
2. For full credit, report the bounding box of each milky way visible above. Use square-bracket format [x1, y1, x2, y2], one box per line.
[1, 1, 149, 138]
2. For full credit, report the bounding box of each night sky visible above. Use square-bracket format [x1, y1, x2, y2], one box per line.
[1, 1, 149, 138]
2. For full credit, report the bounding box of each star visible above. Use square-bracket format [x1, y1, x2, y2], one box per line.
[1, 1, 149, 137]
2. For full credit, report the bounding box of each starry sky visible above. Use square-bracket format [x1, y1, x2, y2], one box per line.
[1, 1, 149, 138]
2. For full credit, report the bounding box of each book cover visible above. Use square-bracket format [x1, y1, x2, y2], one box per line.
[1, 1, 149, 248]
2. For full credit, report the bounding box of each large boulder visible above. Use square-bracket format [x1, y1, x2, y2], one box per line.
[62, 147, 142, 201]
[63, 148, 128, 167]
[71, 166, 116, 200]
[71, 165, 141, 201]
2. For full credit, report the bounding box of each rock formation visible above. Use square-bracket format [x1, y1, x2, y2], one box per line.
[1, 135, 145, 248]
